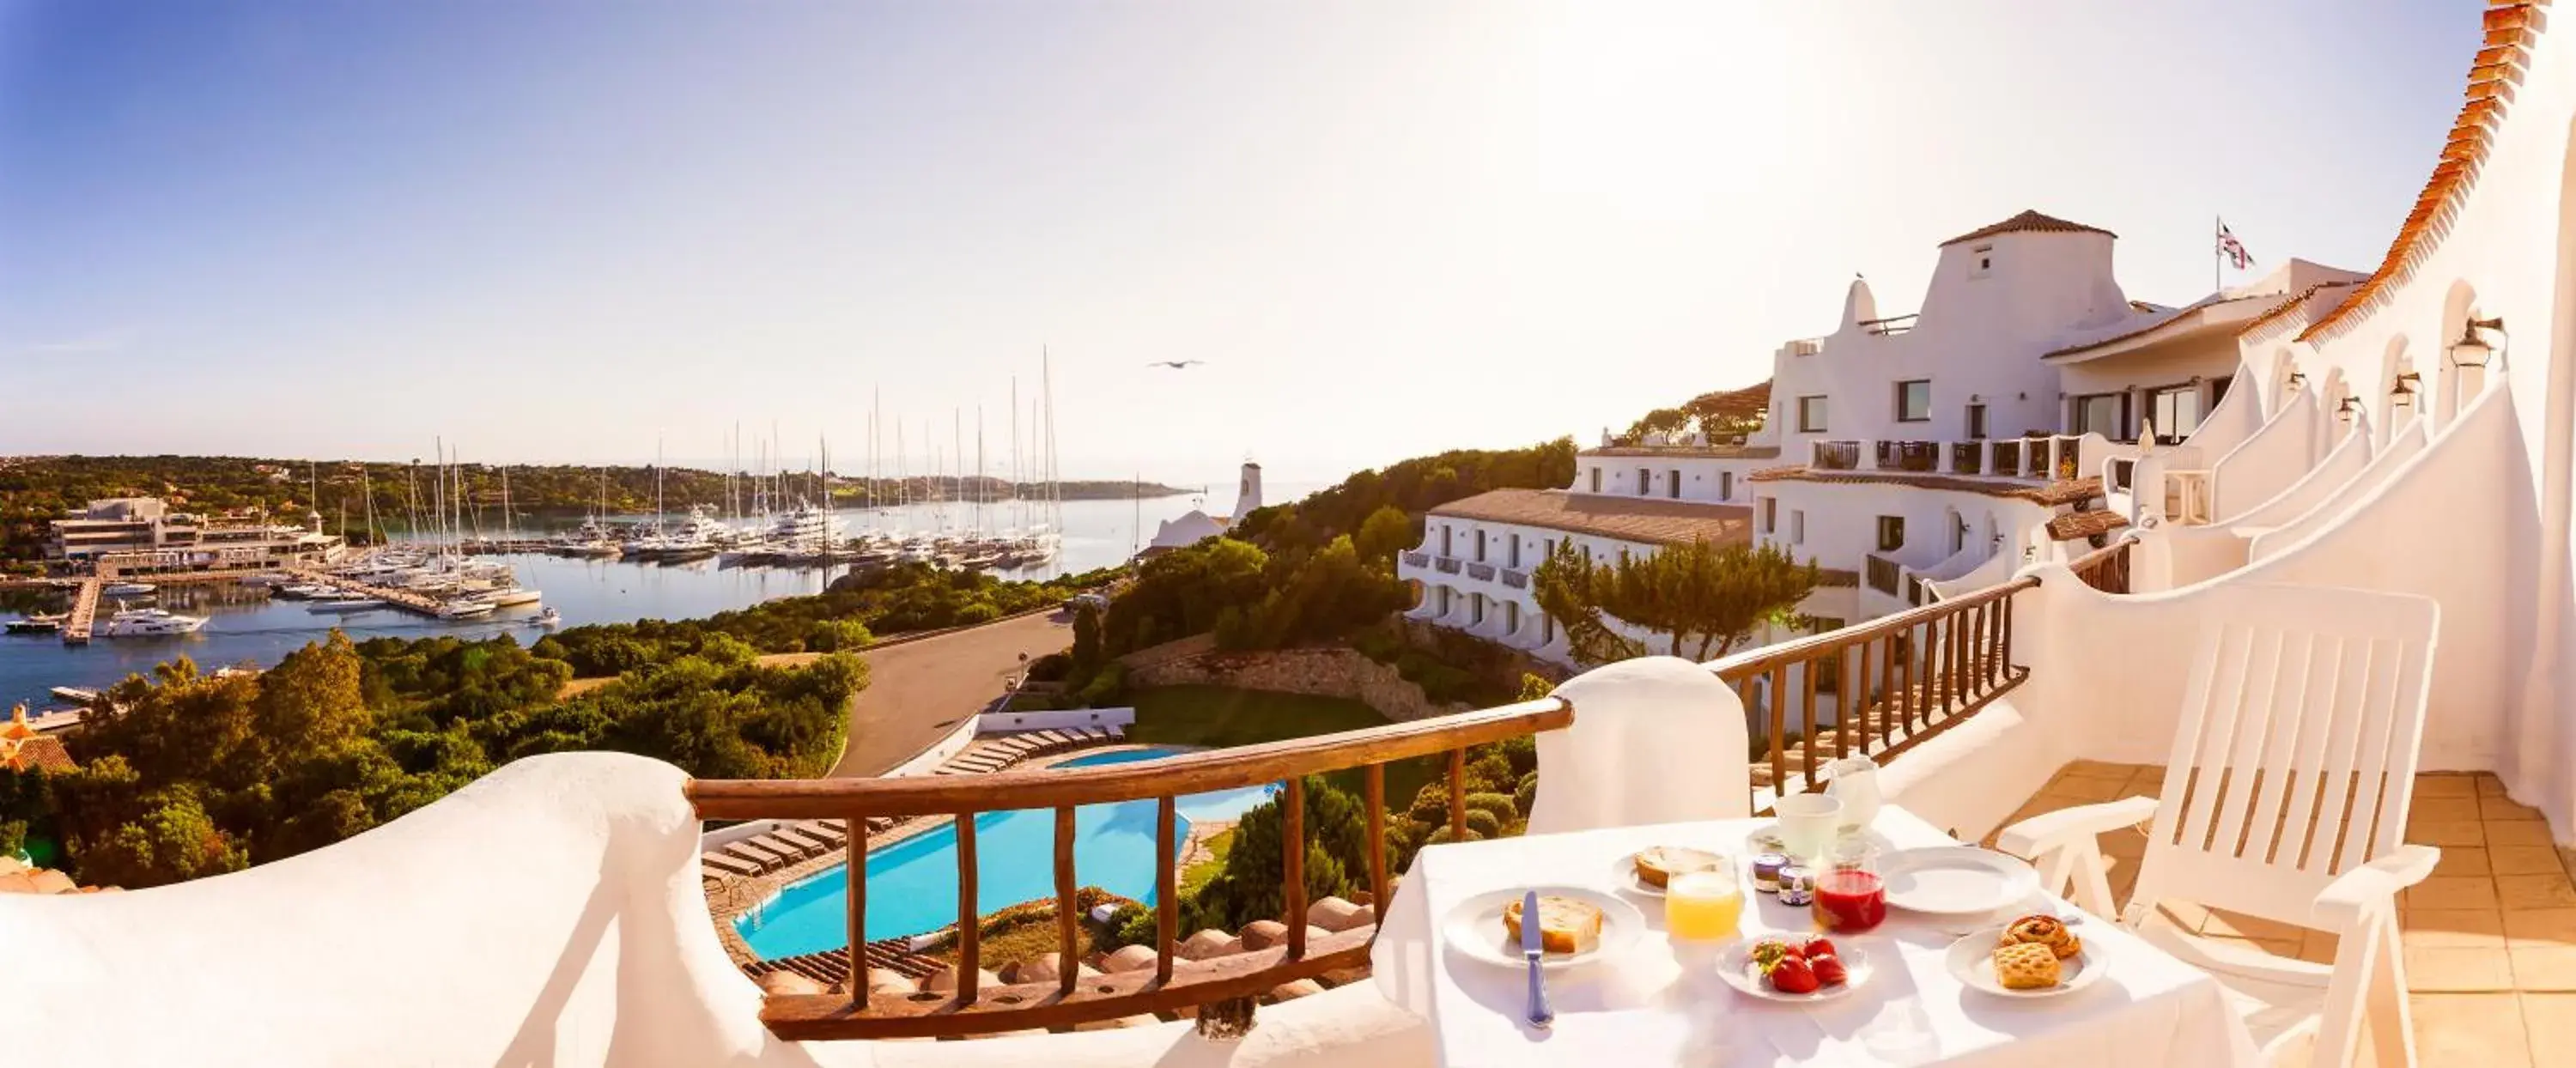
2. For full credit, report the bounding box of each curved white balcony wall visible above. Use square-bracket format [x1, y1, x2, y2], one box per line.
[2178, 362, 2264, 458]
[2225, 419, 2379, 531]
[2246, 420, 2431, 564]
[2209, 388, 2322, 521]
[1923, 544, 2014, 599]
[2136, 522, 2251, 591]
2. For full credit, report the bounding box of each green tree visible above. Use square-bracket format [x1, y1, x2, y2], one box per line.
[1354, 505, 1419, 565]
[1535, 538, 1818, 664]
[1069, 604, 1103, 682]
[1187, 776, 1376, 931]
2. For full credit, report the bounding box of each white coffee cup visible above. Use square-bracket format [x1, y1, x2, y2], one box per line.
[1773, 793, 1845, 862]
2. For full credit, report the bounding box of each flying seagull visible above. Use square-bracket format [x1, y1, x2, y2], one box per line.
[1145, 360, 1205, 369]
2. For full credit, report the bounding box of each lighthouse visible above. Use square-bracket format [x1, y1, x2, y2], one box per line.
[1236, 460, 1263, 516]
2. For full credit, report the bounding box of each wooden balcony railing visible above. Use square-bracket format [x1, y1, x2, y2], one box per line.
[1466, 562, 1496, 581]
[1952, 443, 1984, 476]
[684, 698, 1575, 1041]
[2069, 539, 2132, 595]
[1434, 556, 1461, 575]
[1500, 568, 1529, 589]
[1814, 441, 1863, 470]
[1712, 577, 2034, 808]
[1401, 551, 1429, 568]
[1864, 555, 1902, 596]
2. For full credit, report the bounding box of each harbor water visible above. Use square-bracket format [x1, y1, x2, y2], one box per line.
[0, 485, 1309, 711]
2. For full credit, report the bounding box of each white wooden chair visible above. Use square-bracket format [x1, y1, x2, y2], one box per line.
[1999, 582, 2440, 1067]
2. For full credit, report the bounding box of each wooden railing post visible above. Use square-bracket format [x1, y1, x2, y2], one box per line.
[1448, 749, 1467, 839]
[847, 817, 868, 1008]
[1156, 796, 1178, 985]
[1054, 806, 1078, 998]
[1364, 764, 1388, 924]
[1284, 777, 1308, 961]
[956, 812, 980, 1004]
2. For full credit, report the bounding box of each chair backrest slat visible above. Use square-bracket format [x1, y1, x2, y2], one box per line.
[2134, 584, 2439, 928]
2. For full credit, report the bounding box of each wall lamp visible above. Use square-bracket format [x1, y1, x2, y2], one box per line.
[2448, 316, 2506, 369]
[2391, 378, 2416, 408]
[2286, 371, 2307, 393]
[2336, 396, 2359, 423]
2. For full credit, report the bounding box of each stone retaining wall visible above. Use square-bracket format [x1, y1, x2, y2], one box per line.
[1119, 640, 1468, 723]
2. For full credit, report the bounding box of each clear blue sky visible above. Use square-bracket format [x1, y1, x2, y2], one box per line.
[0, 2, 2481, 485]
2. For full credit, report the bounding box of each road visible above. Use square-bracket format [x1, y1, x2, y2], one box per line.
[823, 610, 1075, 778]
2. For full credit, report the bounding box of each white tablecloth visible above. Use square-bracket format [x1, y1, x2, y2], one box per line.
[1371, 808, 2262, 1068]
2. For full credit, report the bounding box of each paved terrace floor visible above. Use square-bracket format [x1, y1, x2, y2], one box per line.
[1998, 762, 2576, 1068]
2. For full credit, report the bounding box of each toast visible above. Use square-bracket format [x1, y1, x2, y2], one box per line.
[1502, 895, 1604, 955]
[1632, 846, 1725, 889]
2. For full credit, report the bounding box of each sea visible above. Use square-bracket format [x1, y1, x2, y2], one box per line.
[0, 483, 1315, 712]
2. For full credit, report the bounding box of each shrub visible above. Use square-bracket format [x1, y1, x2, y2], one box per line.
[1464, 810, 1501, 840]
[1078, 662, 1128, 707]
[1465, 754, 1515, 794]
[1406, 785, 1451, 825]
[1422, 825, 1481, 847]
[1463, 792, 1517, 823]
[1514, 773, 1538, 819]
[1024, 652, 1072, 683]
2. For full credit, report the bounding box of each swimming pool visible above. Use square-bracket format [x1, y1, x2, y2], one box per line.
[732, 746, 1277, 959]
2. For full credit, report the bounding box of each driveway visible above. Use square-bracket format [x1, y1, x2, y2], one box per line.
[823, 610, 1075, 777]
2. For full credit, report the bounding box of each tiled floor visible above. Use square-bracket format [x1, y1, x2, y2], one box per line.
[1995, 762, 2576, 1068]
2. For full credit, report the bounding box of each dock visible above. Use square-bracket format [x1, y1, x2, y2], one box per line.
[283, 567, 451, 617]
[61, 578, 100, 645]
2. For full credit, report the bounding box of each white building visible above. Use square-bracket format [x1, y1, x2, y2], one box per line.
[46, 497, 343, 571]
[1141, 462, 1262, 559]
[23, 6, 2576, 1065]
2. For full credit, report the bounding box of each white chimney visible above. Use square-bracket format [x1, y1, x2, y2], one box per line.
[1236, 461, 1264, 516]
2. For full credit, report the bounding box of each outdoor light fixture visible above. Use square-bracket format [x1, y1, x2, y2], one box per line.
[2448, 316, 2505, 368]
[2336, 396, 2358, 423]
[2287, 371, 2306, 392]
[2392, 378, 2416, 408]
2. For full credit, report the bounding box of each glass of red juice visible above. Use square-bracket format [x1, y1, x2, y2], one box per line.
[1814, 840, 1887, 932]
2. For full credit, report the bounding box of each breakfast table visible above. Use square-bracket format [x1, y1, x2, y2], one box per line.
[1370, 805, 2263, 1067]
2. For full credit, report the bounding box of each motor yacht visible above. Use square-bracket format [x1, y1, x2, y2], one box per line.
[98, 608, 208, 636]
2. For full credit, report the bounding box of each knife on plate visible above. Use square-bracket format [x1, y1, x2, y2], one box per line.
[1521, 889, 1553, 1030]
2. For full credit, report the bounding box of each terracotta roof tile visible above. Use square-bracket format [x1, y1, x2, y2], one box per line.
[1939, 209, 2116, 247]
[2045, 510, 2131, 542]
[1581, 445, 1782, 459]
[2300, 3, 2540, 343]
[1426, 488, 1752, 547]
[2234, 280, 2360, 342]
[1747, 468, 2105, 507]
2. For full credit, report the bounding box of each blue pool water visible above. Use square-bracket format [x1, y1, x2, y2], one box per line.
[732, 746, 1277, 958]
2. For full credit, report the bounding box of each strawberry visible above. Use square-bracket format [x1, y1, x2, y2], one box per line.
[1802, 938, 1838, 960]
[1810, 954, 1850, 986]
[1770, 956, 1821, 994]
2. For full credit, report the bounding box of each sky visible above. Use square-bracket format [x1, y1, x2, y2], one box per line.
[0, 2, 2483, 487]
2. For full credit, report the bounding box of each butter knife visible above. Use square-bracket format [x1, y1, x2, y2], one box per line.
[1521, 889, 1553, 1030]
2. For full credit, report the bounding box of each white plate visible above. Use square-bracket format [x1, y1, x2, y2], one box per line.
[1741, 823, 1897, 859]
[1609, 849, 1733, 897]
[1440, 886, 1643, 970]
[1880, 847, 2041, 917]
[1945, 925, 2105, 998]
[1715, 936, 1874, 1003]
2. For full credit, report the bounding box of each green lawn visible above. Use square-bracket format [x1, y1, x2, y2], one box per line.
[1124, 685, 1443, 811]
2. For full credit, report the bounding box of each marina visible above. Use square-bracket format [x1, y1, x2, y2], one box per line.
[0, 484, 1297, 713]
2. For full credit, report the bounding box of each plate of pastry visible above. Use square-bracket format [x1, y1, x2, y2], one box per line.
[1441, 885, 1643, 969]
[1945, 915, 2104, 998]
[1715, 935, 1874, 1003]
[1614, 846, 1730, 896]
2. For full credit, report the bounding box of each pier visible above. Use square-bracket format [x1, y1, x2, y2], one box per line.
[61, 579, 100, 645]
[282, 567, 452, 617]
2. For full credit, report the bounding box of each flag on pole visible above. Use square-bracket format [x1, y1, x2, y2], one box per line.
[2215, 220, 2253, 270]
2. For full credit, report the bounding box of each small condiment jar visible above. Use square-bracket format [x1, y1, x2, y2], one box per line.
[1751, 852, 1789, 894]
[1777, 864, 1817, 906]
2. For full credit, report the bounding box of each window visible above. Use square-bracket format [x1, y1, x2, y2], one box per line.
[2148, 385, 2201, 444]
[2073, 393, 2124, 439]
[1720, 471, 1735, 500]
[1441, 525, 1453, 556]
[1504, 601, 1520, 634]
[1471, 594, 1485, 626]
[1790, 509, 1806, 545]
[1808, 617, 1848, 635]
[1895, 380, 1931, 422]
[1876, 516, 1905, 553]
[1668, 469, 1681, 500]
[1797, 396, 1828, 433]
[1474, 529, 1487, 562]
[1965, 404, 1988, 440]
[2210, 375, 2234, 409]
[1761, 497, 1777, 535]
[1437, 586, 1451, 615]
[1508, 534, 1522, 568]
[1637, 467, 1651, 496]
[1971, 245, 1994, 278]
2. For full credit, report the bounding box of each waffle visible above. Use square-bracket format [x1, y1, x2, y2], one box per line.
[1992, 941, 2062, 990]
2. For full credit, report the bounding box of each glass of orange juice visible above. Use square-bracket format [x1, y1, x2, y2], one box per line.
[1665, 865, 1745, 942]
